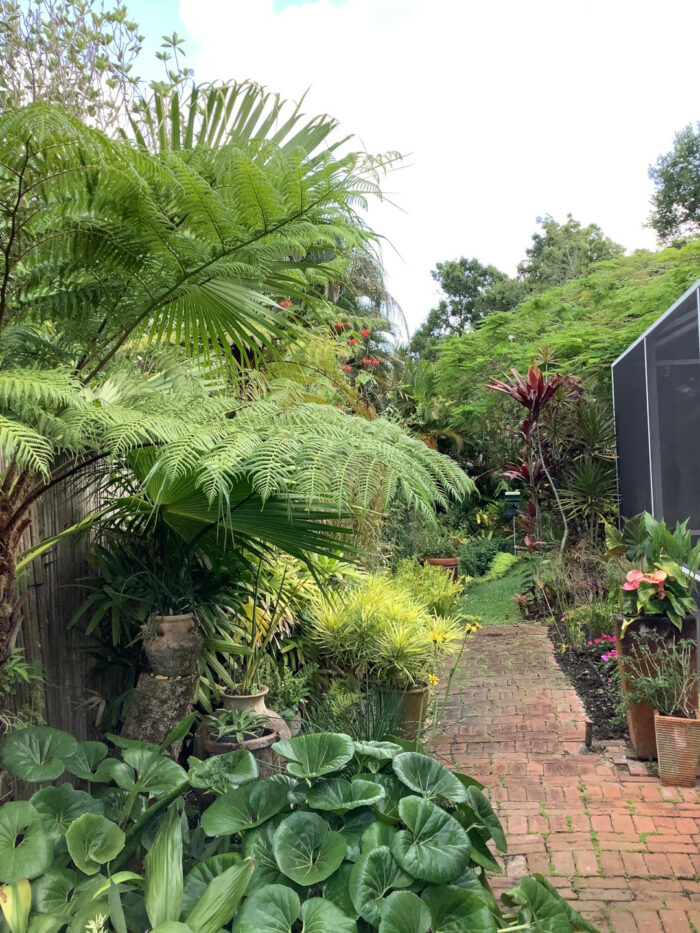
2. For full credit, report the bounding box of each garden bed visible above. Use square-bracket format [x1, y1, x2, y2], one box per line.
[548, 624, 628, 742]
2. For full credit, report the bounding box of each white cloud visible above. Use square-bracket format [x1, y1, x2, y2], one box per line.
[179, 0, 700, 331]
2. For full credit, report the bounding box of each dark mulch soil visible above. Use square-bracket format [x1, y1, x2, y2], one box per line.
[548, 623, 628, 742]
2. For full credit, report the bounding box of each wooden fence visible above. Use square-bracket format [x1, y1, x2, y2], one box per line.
[7, 473, 120, 742]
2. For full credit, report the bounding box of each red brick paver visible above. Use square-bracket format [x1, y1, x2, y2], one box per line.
[437, 623, 700, 932]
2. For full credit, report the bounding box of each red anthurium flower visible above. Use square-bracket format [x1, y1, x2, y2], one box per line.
[280, 300, 292, 308]
[361, 328, 371, 336]
[348, 338, 357, 345]
[371, 358, 380, 365]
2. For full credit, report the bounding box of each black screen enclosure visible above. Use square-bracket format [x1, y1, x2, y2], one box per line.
[612, 280, 700, 532]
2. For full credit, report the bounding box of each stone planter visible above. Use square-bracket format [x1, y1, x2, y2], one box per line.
[221, 685, 269, 716]
[654, 711, 700, 787]
[204, 726, 281, 778]
[144, 613, 202, 678]
[425, 557, 460, 582]
[616, 614, 698, 760]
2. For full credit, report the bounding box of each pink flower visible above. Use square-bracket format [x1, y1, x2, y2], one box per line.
[622, 569, 644, 591]
[594, 638, 601, 644]
[610, 636, 616, 642]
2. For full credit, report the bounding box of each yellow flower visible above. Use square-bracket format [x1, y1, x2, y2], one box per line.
[431, 631, 440, 644]
[428, 673, 439, 686]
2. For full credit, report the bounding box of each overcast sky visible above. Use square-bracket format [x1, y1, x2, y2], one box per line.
[141, 0, 700, 331]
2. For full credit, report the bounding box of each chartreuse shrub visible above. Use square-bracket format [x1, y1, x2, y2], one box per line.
[0, 726, 598, 932]
[392, 560, 465, 616]
[480, 551, 519, 584]
[307, 575, 462, 688]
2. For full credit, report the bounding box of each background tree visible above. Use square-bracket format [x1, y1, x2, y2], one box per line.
[410, 257, 522, 360]
[649, 123, 700, 243]
[517, 214, 624, 288]
[0, 0, 144, 128]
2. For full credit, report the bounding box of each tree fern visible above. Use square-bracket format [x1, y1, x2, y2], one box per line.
[0, 94, 464, 667]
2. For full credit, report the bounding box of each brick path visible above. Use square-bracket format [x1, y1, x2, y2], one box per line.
[435, 623, 700, 932]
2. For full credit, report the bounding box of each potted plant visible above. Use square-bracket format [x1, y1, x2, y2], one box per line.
[203, 707, 282, 779]
[204, 708, 276, 751]
[605, 512, 700, 759]
[308, 575, 462, 738]
[620, 633, 700, 785]
[421, 531, 463, 581]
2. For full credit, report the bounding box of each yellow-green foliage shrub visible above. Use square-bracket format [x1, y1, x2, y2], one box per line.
[480, 551, 518, 583]
[308, 575, 461, 688]
[392, 559, 465, 616]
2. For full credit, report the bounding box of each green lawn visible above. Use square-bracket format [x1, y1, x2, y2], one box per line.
[462, 567, 525, 625]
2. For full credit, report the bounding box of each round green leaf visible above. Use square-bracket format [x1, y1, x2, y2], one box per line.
[360, 821, 397, 853]
[273, 732, 354, 779]
[0, 801, 53, 883]
[32, 869, 77, 917]
[349, 845, 413, 925]
[323, 862, 357, 919]
[353, 741, 403, 772]
[182, 853, 242, 914]
[188, 750, 258, 795]
[121, 748, 188, 796]
[422, 884, 498, 932]
[243, 816, 296, 894]
[232, 882, 299, 933]
[307, 778, 386, 814]
[354, 772, 405, 822]
[30, 784, 104, 837]
[301, 897, 357, 932]
[65, 813, 125, 875]
[379, 890, 431, 933]
[92, 758, 136, 788]
[464, 787, 507, 852]
[273, 811, 346, 885]
[391, 797, 470, 884]
[63, 741, 109, 781]
[0, 726, 77, 782]
[393, 753, 468, 803]
[201, 775, 290, 835]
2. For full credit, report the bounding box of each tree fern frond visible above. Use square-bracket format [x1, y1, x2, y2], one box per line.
[0, 414, 52, 475]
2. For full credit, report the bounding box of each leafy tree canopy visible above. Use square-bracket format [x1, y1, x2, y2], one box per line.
[516, 214, 624, 289]
[434, 238, 700, 441]
[649, 123, 700, 243]
[409, 258, 523, 360]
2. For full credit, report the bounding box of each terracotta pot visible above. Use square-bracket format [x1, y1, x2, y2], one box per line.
[654, 712, 700, 787]
[615, 614, 698, 760]
[221, 685, 269, 716]
[425, 557, 460, 582]
[205, 725, 281, 778]
[144, 612, 202, 678]
[386, 686, 431, 740]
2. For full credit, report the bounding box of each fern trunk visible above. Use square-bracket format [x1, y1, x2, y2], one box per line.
[0, 469, 35, 664]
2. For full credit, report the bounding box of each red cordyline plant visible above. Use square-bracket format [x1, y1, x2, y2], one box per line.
[487, 365, 582, 551]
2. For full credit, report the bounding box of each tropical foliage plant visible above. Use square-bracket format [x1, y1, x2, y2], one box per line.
[0, 725, 598, 932]
[308, 576, 462, 689]
[392, 559, 464, 616]
[605, 512, 700, 632]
